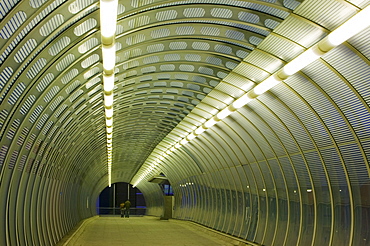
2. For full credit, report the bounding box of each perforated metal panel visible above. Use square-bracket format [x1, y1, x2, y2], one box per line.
[0, 0, 370, 245]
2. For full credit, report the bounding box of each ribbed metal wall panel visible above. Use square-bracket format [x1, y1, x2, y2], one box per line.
[0, 1, 370, 245]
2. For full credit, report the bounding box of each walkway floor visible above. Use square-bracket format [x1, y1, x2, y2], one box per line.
[58, 216, 231, 246]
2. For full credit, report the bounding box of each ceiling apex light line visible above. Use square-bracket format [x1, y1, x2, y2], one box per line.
[100, 0, 118, 187]
[100, 0, 118, 46]
[132, 4, 370, 187]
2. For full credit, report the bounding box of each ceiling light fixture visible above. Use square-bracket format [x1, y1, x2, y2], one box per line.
[100, 0, 118, 187]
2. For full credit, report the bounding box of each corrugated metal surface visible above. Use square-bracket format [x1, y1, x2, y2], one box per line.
[61, 68, 78, 84]
[56, 54, 75, 71]
[294, 0, 357, 30]
[0, 11, 27, 39]
[1, 1, 370, 245]
[7, 82, 25, 105]
[78, 37, 99, 53]
[74, 18, 97, 36]
[26, 57, 47, 79]
[36, 73, 54, 92]
[273, 15, 327, 48]
[39, 14, 65, 36]
[14, 39, 38, 62]
[0, 0, 20, 19]
[49, 36, 71, 56]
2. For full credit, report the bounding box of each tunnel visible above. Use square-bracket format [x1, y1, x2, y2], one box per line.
[0, 0, 369, 245]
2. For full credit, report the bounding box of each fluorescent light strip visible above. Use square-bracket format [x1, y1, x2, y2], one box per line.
[104, 94, 113, 108]
[100, 0, 118, 187]
[100, 0, 118, 45]
[103, 74, 114, 92]
[106, 118, 113, 127]
[102, 43, 116, 71]
[106, 126, 112, 134]
[132, 5, 370, 187]
[105, 108, 113, 118]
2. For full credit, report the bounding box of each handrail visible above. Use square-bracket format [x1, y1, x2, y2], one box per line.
[97, 206, 146, 216]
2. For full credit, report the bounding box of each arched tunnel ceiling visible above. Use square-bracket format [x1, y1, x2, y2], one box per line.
[0, 0, 369, 194]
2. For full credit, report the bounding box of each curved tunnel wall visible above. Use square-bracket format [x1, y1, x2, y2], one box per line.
[134, 2, 370, 246]
[0, 0, 369, 245]
[136, 182, 165, 217]
[0, 170, 96, 245]
[144, 83, 370, 245]
[150, 63, 370, 244]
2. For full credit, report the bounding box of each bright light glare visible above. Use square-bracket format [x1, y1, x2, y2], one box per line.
[104, 94, 113, 108]
[180, 138, 188, 145]
[186, 132, 196, 141]
[327, 5, 370, 46]
[283, 48, 321, 76]
[102, 44, 116, 71]
[100, 0, 118, 189]
[195, 126, 206, 135]
[106, 118, 113, 126]
[217, 107, 233, 120]
[204, 117, 218, 128]
[106, 127, 112, 133]
[232, 94, 253, 109]
[103, 74, 114, 92]
[105, 108, 113, 118]
[253, 76, 281, 95]
[100, 0, 118, 39]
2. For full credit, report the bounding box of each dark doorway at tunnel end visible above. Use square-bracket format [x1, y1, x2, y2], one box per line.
[97, 182, 146, 216]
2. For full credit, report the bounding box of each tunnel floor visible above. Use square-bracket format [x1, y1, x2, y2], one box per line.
[58, 216, 230, 246]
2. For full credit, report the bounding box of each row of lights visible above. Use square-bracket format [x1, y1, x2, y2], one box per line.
[132, 5, 370, 187]
[246, 186, 314, 193]
[179, 183, 195, 187]
[100, 0, 118, 187]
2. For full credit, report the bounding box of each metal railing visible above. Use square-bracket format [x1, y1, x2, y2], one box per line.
[97, 207, 146, 216]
